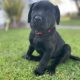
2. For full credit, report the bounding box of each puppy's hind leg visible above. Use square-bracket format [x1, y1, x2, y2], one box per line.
[48, 44, 71, 75]
[60, 44, 71, 63]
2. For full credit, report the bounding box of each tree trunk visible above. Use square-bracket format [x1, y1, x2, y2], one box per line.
[75, 0, 80, 16]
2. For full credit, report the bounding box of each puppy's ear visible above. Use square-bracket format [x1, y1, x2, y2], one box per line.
[55, 6, 60, 25]
[28, 3, 35, 23]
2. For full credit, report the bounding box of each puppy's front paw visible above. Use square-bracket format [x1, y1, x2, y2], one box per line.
[23, 54, 31, 60]
[34, 68, 45, 76]
[47, 67, 55, 75]
[26, 55, 31, 60]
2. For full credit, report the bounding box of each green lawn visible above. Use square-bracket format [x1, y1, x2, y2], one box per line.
[0, 28, 80, 80]
[60, 19, 80, 26]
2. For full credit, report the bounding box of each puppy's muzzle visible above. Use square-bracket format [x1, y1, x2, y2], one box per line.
[34, 16, 42, 24]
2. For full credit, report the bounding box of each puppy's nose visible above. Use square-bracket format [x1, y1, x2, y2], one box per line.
[34, 16, 42, 23]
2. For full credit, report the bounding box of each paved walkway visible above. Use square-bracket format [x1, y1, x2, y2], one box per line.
[57, 25, 80, 30]
[0, 24, 80, 30]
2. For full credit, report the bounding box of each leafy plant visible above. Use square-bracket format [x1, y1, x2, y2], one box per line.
[3, 0, 24, 27]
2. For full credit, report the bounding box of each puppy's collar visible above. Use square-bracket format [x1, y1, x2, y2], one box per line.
[35, 27, 55, 36]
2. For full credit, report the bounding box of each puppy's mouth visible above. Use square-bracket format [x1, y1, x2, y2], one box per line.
[35, 31, 43, 35]
[35, 27, 55, 36]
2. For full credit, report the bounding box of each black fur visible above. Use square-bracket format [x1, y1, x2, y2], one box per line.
[24, 1, 80, 76]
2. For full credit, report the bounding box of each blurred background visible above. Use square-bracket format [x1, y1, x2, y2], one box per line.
[0, 0, 80, 30]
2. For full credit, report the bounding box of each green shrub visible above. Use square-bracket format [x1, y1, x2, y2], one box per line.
[3, 0, 24, 24]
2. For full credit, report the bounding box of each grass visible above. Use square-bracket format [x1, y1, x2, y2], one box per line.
[60, 19, 80, 26]
[0, 28, 80, 80]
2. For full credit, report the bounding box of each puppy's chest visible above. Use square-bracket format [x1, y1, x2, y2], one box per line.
[33, 37, 45, 50]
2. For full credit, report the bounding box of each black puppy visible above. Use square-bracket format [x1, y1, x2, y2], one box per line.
[25, 1, 80, 75]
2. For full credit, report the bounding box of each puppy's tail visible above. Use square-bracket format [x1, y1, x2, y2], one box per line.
[70, 55, 80, 61]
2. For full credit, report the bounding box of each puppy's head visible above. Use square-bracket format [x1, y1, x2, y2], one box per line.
[28, 1, 60, 31]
